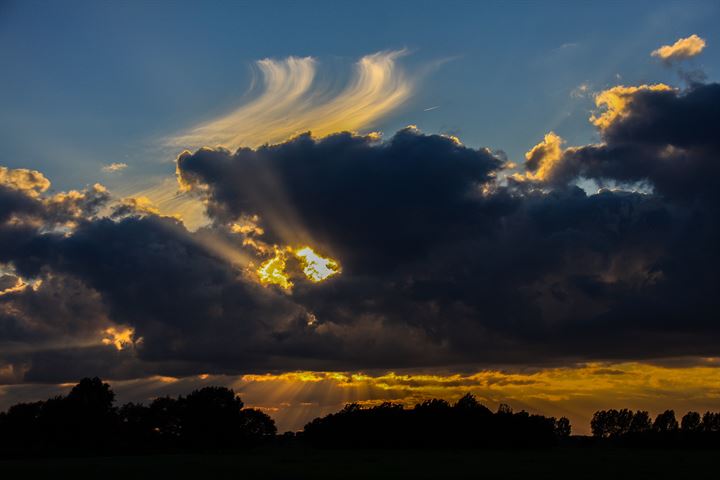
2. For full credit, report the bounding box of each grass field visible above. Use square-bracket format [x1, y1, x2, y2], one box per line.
[1, 446, 717, 479]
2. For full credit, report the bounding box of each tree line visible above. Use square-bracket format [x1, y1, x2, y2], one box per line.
[2, 378, 720, 456]
[303, 397, 570, 448]
[590, 408, 720, 446]
[0, 377, 276, 456]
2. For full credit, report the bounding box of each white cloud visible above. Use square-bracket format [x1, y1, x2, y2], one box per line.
[102, 162, 128, 173]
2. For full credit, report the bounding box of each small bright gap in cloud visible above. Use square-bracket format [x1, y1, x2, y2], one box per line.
[576, 177, 655, 196]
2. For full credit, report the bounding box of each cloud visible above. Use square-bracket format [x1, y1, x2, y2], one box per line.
[0, 166, 50, 197]
[570, 83, 590, 98]
[652, 34, 706, 62]
[171, 51, 413, 151]
[1, 74, 720, 412]
[111, 196, 162, 218]
[589, 84, 673, 130]
[116, 178, 209, 231]
[124, 51, 415, 232]
[102, 162, 128, 173]
[176, 128, 502, 271]
[171, 100, 720, 370]
[522, 132, 565, 181]
[530, 83, 720, 199]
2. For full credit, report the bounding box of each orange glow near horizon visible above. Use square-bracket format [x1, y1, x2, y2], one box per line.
[3, 361, 720, 435]
[230, 361, 720, 434]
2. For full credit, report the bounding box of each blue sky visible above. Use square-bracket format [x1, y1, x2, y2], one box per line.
[1, 0, 718, 192]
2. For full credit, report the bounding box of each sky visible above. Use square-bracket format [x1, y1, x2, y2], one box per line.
[1, 0, 720, 434]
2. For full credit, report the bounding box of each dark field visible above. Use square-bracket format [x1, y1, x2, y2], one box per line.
[1, 447, 716, 479]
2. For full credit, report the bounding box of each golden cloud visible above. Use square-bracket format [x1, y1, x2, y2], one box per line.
[523, 132, 565, 181]
[101, 326, 136, 351]
[590, 84, 673, 130]
[0, 166, 51, 197]
[651, 34, 706, 62]
[117, 196, 163, 216]
[170, 51, 412, 150]
[113, 177, 209, 230]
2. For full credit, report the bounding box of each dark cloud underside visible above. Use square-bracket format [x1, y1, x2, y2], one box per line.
[1, 83, 720, 383]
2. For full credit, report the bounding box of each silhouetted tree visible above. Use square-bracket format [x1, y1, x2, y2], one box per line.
[0, 378, 280, 457]
[66, 377, 115, 413]
[588, 408, 720, 446]
[681, 411, 701, 432]
[628, 410, 652, 433]
[555, 417, 571, 438]
[0, 401, 43, 451]
[653, 410, 679, 433]
[591, 409, 640, 438]
[238, 408, 277, 439]
[455, 393, 490, 413]
[415, 399, 451, 411]
[148, 396, 182, 444]
[497, 403, 513, 415]
[701, 411, 720, 432]
[63, 377, 119, 450]
[591, 410, 614, 438]
[7, 377, 720, 456]
[180, 386, 245, 448]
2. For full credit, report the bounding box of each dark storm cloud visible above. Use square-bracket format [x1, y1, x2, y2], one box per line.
[177, 128, 503, 274]
[540, 84, 720, 200]
[175, 95, 720, 364]
[2, 83, 720, 383]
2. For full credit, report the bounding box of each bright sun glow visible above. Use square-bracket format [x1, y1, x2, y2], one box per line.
[294, 246, 341, 282]
[256, 246, 340, 289]
[257, 249, 293, 289]
[101, 327, 135, 351]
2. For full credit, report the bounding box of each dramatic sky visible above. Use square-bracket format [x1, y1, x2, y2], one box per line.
[2, 1, 720, 434]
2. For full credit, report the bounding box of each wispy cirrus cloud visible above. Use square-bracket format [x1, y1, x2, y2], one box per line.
[170, 50, 413, 150]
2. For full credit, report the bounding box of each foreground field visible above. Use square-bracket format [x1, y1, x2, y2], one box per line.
[1, 446, 717, 479]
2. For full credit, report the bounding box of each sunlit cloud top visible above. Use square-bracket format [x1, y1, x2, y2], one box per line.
[651, 34, 706, 62]
[590, 84, 673, 130]
[170, 50, 413, 150]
